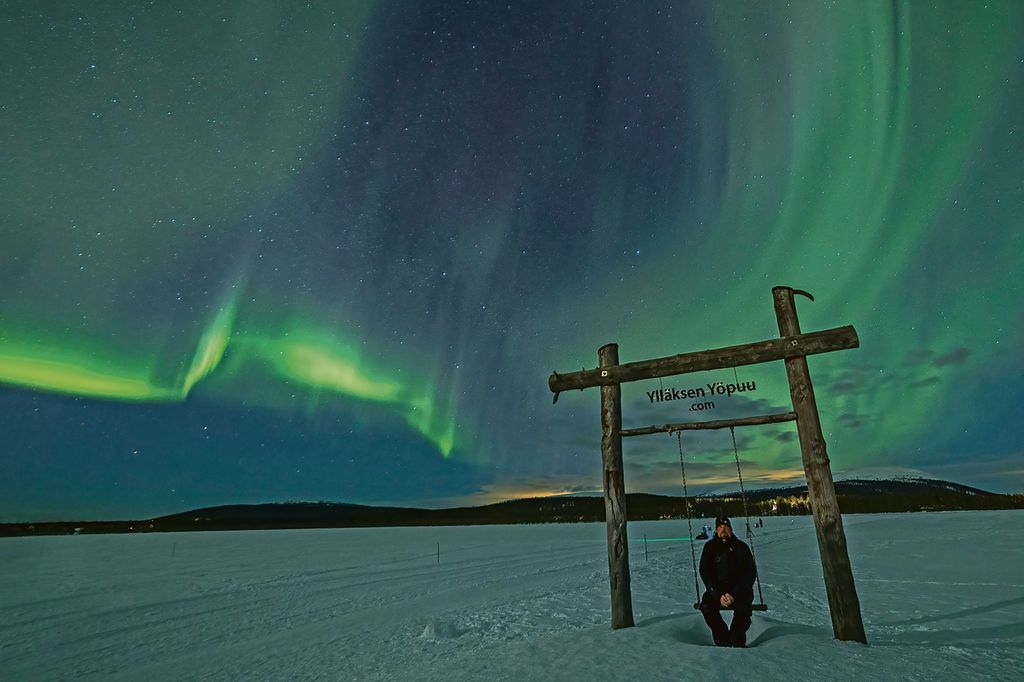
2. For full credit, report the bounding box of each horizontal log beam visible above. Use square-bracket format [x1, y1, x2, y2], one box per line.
[621, 411, 797, 437]
[549, 325, 858, 396]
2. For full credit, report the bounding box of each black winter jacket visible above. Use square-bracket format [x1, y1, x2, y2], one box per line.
[699, 535, 756, 602]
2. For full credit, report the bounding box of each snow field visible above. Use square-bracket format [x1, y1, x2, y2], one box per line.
[2, 511, 1022, 680]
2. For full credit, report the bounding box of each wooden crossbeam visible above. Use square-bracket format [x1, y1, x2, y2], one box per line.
[621, 411, 797, 437]
[548, 325, 858, 398]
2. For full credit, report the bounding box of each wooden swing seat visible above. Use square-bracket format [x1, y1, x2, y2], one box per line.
[693, 602, 769, 612]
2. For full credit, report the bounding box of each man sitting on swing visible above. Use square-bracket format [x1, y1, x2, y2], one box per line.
[699, 516, 756, 647]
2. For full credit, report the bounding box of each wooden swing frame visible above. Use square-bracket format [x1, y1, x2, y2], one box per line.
[547, 286, 867, 643]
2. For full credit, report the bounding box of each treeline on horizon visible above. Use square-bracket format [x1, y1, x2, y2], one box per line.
[3, 478, 1023, 537]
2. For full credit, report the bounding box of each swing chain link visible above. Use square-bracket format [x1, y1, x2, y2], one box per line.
[730, 426, 765, 606]
[676, 430, 701, 605]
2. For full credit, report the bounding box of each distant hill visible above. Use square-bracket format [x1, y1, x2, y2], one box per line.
[714, 477, 1020, 515]
[3, 477, 1022, 537]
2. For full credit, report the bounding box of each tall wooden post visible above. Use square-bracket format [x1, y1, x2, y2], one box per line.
[772, 286, 867, 643]
[598, 343, 634, 629]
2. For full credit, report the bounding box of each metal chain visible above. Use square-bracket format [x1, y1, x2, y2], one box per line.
[676, 430, 700, 604]
[730, 426, 764, 605]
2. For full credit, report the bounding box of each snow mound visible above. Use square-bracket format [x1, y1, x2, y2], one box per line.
[420, 620, 463, 640]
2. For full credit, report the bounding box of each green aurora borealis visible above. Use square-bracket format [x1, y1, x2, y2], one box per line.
[1, 1, 1022, 520]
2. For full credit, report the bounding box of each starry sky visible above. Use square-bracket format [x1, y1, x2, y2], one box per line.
[2, 1, 1022, 521]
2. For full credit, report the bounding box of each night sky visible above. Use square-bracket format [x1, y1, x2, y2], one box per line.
[2, 1, 1022, 521]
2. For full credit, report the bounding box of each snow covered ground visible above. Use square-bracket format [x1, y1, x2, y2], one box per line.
[2, 511, 1022, 680]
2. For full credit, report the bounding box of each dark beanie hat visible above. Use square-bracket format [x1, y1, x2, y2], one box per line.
[715, 516, 732, 527]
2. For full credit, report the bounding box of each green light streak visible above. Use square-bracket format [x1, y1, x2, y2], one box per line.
[403, 395, 457, 458]
[266, 340, 402, 403]
[0, 291, 242, 403]
[0, 318, 461, 458]
[181, 298, 238, 394]
[263, 335, 459, 457]
[232, 327, 461, 457]
[0, 343, 172, 401]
